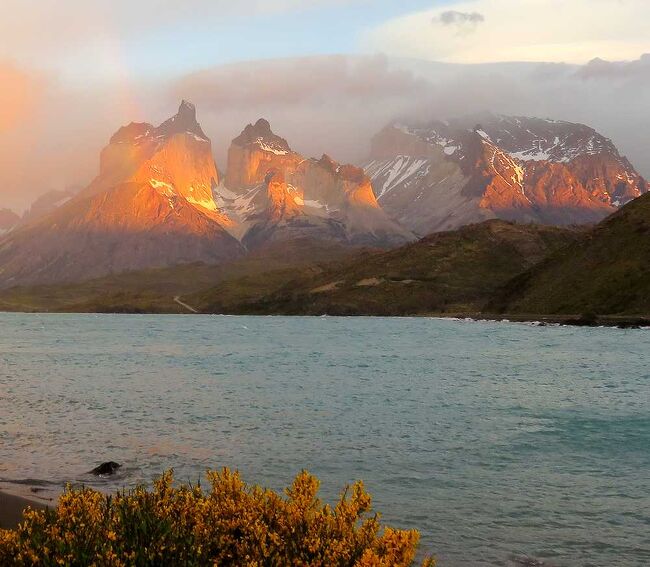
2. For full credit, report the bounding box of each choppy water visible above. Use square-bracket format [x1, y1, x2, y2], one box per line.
[0, 313, 649, 566]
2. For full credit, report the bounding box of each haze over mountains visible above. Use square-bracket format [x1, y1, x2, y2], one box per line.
[0, 209, 20, 235]
[2, 54, 649, 213]
[0, 102, 412, 287]
[0, 98, 647, 302]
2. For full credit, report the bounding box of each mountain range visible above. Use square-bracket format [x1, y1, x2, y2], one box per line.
[2, 195, 649, 323]
[218, 117, 411, 248]
[0, 102, 647, 299]
[366, 113, 648, 235]
[0, 102, 412, 287]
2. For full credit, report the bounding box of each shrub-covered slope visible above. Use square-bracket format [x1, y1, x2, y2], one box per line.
[489, 192, 650, 316]
[192, 220, 580, 316]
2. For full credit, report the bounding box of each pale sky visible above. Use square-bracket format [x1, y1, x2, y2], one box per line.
[1, 0, 649, 210]
[3, 0, 649, 81]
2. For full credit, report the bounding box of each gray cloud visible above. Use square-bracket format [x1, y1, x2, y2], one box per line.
[434, 10, 485, 26]
[170, 55, 434, 167]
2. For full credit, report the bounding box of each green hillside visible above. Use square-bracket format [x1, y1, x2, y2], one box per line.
[0, 239, 354, 313]
[489, 192, 650, 316]
[191, 220, 580, 316]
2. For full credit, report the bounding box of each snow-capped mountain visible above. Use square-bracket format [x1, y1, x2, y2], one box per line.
[0, 102, 243, 287]
[220, 119, 413, 248]
[1, 105, 646, 289]
[366, 113, 648, 235]
[0, 107, 411, 289]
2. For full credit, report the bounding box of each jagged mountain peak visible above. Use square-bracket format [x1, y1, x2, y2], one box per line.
[85, 100, 221, 215]
[156, 100, 208, 141]
[232, 118, 292, 155]
[316, 154, 338, 172]
[108, 101, 208, 146]
[0, 101, 241, 288]
[254, 117, 271, 131]
[221, 121, 413, 248]
[179, 99, 196, 115]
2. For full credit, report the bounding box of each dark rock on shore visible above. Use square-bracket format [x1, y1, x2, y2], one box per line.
[90, 462, 122, 476]
[507, 555, 557, 566]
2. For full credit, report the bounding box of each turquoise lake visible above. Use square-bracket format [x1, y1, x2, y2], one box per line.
[0, 313, 649, 565]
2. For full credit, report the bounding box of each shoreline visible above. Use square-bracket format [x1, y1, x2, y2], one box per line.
[438, 313, 650, 329]
[0, 490, 49, 530]
[0, 309, 648, 328]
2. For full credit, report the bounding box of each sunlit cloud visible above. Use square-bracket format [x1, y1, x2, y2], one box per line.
[0, 63, 42, 132]
[363, 0, 650, 64]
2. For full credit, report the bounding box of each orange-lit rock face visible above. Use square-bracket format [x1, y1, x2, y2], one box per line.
[293, 157, 379, 210]
[87, 101, 221, 215]
[220, 120, 413, 248]
[366, 115, 649, 234]
[225, 119, 301, 190]
[263, 169, 303, 221]
[0, 102, 244, 288]
[225, 122, 379, 211]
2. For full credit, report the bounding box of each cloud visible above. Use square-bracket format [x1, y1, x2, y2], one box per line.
[173, 55, 427, 107]
[435, 10, 485, 28]
[363, 0, 650, 64]
[171, 55, 434, 167]
[0, 63, 42, 132]
[0, 61, 162, 211]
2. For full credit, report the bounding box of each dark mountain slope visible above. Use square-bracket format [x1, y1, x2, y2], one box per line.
[191, 220, 580, 315]
[0, 182, 242, 287]
[0, 238, 354, 312]
[489, 192, 650, 316]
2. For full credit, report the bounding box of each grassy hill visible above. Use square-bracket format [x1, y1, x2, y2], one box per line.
[0, 239, 355, 313]
[190, 220, 580, 316]
[5, 219, 613, 318]
[489, 192, 650, 317]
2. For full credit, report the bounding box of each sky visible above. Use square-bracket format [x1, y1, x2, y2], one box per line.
[1, 0, 649, 210]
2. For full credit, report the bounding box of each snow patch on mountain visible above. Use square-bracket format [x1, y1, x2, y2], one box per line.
[149, 179, 175, 197]
[365, 157, 430, 199]
[256, 138, 289, 156]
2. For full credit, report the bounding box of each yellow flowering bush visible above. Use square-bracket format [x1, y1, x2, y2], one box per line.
[0, 469, 434, 566]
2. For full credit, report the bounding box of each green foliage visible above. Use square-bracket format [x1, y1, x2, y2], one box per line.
[0, 469, 434, 566]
